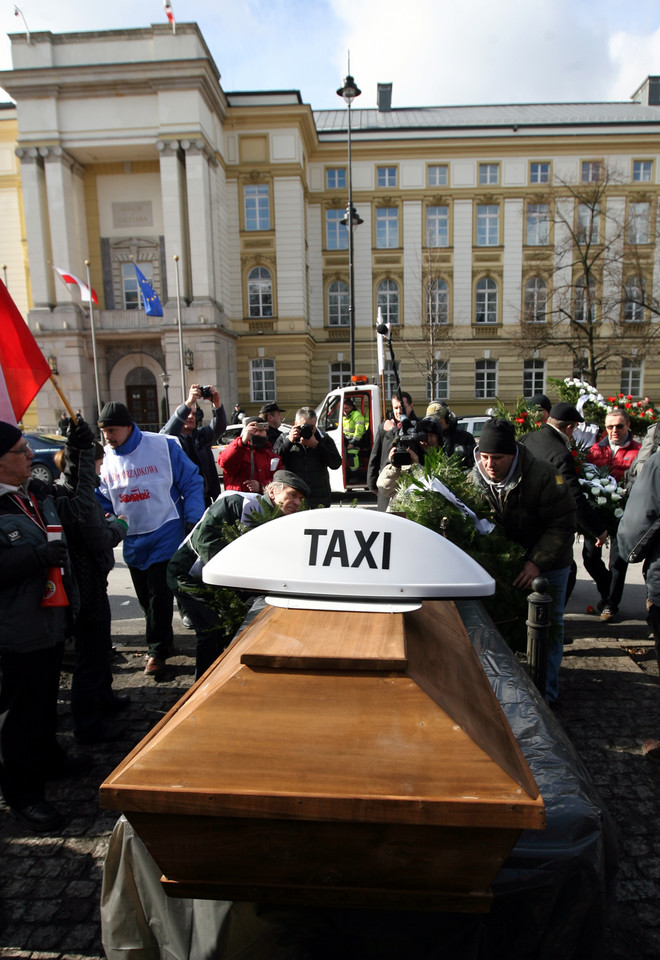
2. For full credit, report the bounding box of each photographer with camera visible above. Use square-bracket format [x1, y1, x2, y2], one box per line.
[160, 383, 227, 505]
[376, 417, 442, 510]
[273, 406, 342, 508]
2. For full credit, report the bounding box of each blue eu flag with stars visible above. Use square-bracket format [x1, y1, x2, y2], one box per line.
[133, 263, 163, 317]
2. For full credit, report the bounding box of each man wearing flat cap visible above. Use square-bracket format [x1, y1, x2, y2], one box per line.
[0, 416, 97, 831]
[471, 418, 576, 703]
[425, 401, 475, 468]
[97, 401, 205, 680]
[168, 470, 309, 677]
[260, 401, 286, 446]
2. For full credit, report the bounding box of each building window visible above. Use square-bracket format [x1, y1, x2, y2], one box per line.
[427, 360, 449, 401]
[244, 184, 270, 231]
[122, 261, 154, 310]
[624, 276, 646, 322]
[326, 209, 348, 250]
[377, 279, 400, 326]
[428, 164, 448, 186]
[475, 277, 498, 324]
[524, 277, 547, 323]
[326, 168, 346, 189]
[427, 278, 448, 325]
[523, 359, 546, 397]
[328, 280, 349, 326]
[577, 203, 600, 245]
[633, 160, 652, 183]
[574, 276, 596, 323]
[621, 358, 642, 396]
[476, 204, 499, 246]
[530, 162, 550, 184]
[250, 358, 276, 403]
[478, 163, 499, 185]
[628, 202, 651, 244]
[377, 166, 397, 188]
[526, 203, 549, 246]
[247, 266, 273, 318]
[581, 161, 601, 183]
[329, 361, 351, 389]
[475, 359, 497, 399]
[426, 205, 449, 247]
[376, 207, 399, 248]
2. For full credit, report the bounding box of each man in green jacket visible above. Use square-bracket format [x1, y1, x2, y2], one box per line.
[471, 418, 576, 703]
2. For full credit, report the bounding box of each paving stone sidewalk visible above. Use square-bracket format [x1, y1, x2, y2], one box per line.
[1, 569, 659, 959]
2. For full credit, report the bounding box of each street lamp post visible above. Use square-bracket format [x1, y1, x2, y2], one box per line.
[337, 69, 362, 377]
[160, 371, 170, 424]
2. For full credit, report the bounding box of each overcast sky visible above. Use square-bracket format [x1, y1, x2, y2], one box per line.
[1, 0, 660, 109]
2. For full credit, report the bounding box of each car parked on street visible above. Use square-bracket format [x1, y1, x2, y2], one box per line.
[25, 432, 66, 483]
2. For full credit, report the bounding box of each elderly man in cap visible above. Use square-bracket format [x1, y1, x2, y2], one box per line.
[0, 416, 97, 831]
[521, 401, 608, 606]
[260, 401, 286, 446]
[97, 401, 205, 680]
[218, 416, 281, 493]
[168, 470, 310, 677]
[471, 418, 576, 703]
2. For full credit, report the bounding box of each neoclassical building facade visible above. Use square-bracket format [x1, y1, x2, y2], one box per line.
[1, 23, 660, 428]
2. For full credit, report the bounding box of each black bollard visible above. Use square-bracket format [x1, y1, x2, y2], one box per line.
[526, 576, 552, 695]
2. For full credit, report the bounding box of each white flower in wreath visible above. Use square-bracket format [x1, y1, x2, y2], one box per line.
[611, 493, 623, 501]
[614, 508, 624, 519]
[596, 496, 607, 505]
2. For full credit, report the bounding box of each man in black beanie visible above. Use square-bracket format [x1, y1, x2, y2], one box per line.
[471, 418, 576, 703]
[0, 416, 97, 831]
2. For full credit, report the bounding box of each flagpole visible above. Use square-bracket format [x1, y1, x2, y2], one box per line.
[173, 254, 186, 402]
[49, 375, 78, 423]
[85, 259, 102, 420]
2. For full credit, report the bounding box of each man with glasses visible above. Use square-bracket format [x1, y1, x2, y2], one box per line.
[218, 417, 281, 493]
[583, 407, 641, 621]
[0, 417, 96, 832]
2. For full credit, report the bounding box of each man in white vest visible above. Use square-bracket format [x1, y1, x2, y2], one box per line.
[97, 402, 205, 680]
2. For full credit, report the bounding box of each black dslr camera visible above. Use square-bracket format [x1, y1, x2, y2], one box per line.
[199, 385, 213, 400]
[391, 434, 425, 467]
[298, 424, 314, 440]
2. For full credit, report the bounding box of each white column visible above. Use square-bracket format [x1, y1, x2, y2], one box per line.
[157, 140, 191, 302]
[15, 147, 54, 307]
[502, 199, 523, 326]
[44, 146, 83, 305]
[453, 199, 473, 325]
[403, 200, 422, 328]
[182, 139, 216, 302]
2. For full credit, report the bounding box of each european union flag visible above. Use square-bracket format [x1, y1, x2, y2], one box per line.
[133, 263, 163, 317]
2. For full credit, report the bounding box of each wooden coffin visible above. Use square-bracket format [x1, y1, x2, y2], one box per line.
[100, 599, 544, 913]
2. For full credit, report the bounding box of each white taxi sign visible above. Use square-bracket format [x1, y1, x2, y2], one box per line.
[203, 507, 495, 602]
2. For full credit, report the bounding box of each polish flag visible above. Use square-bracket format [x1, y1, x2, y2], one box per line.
[163, 0, 175, 26]
[0, 280, 51, 425]
[53, 267, 98, 305]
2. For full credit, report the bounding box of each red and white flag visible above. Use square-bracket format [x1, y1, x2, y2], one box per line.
[163, 0, 175, 27]
[53, 267, 98, 305]
[0, 280, 51, 425]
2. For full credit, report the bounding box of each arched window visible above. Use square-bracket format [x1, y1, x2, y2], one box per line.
[624, 276, 646, 322]
[427, 278, 449, 324]
[377, 279, 400, 326]
[574, 276, 596, 323]
[475, 277, 498, 324]
[247, 267, 273, 318]
[328, 280, 349, 326]
[524, 277, 547, 323]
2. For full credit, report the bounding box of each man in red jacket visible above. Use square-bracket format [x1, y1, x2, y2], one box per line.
[218, 417, 281, 493]
[583, 407, 641, 621]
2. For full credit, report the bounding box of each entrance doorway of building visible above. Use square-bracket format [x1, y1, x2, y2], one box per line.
[126, 367, 159, 430]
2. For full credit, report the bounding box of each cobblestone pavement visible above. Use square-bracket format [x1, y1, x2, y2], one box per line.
[0, 557, 659, 959]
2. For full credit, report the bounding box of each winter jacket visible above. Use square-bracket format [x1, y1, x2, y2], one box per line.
[161, 402, 227, 502]
[441, 417, 476, 468]
[587, 433, 641, 483]
[520, 423, 607, 542]
[471, 442, 576, 571]
[273, 429, 342, 508]
[218, 437, 281, 493]
[618, 451, 660, 605]
[626, 422, 660, 485]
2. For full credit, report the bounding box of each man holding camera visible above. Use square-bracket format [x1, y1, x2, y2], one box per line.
[273, 406, 342, 508]
[161, 383, 227, 505]
[218, 417, 281, 494]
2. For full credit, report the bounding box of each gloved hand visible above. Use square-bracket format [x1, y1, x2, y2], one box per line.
[36, 541, 68, 567]
[66, 417, 95, 449]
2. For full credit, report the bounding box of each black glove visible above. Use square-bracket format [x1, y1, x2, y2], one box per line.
[36, 541, 68, 567]
[66, 417, 95, 449]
